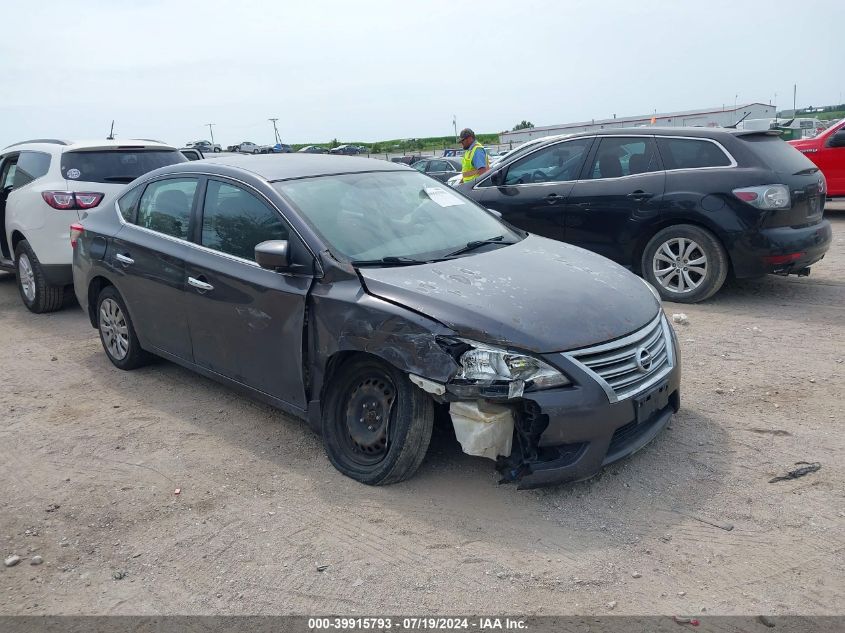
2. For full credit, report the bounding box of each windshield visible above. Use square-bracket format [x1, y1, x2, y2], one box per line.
[274, 170, 520, 262]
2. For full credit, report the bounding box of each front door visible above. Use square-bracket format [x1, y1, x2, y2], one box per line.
[0, 155, 19, 260]
[565, 136, 666, 264]
[182, 178, 311, 408]
[110, 176, 198, 360]
[471, 137, 594, 242]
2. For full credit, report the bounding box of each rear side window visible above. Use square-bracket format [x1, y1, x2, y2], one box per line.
[741, 135, 819, 174]
[136, 178, 198, 240]
[201, 180, 289, 261]
[60, 150, 186, 184]
[117, 186, 143, 223]
[13, 151, 51, 188]
[588, 137, 659, 179]
[657, 138, 732, 170]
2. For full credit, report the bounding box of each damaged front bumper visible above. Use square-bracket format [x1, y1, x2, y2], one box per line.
[436, 314, 682, 489]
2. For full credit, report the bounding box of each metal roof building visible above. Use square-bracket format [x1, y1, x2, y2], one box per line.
[500, 103, 776, 144]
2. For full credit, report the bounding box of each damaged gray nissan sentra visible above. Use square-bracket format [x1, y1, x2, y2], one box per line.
[72, 154, 680, 488]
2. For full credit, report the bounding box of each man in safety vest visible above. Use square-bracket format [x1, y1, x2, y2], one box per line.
[458, 128, 489, 183]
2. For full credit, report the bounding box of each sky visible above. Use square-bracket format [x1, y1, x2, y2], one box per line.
[1, 0, 843, 149]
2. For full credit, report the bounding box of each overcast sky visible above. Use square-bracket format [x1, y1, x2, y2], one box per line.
[2, 0, 843, 148]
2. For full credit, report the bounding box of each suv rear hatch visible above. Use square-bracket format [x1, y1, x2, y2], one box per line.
[739, 132, 826, 228]
[60, 145, 186, 192]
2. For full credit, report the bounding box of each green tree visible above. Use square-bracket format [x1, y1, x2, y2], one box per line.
[512, 120, 535, 131]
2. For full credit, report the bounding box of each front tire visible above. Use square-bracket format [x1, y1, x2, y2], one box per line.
[641, 224, 728, 303]
[321, 357, 434, 485]
[96, 286, 150, 370]
[14, 240, 64, 313]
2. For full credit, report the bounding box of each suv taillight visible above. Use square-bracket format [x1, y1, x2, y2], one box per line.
[42, 191, 104, 210]
[732, 185, 790, 210]
[70, 223, 84, 249]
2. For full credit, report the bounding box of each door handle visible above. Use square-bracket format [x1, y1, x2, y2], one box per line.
[627, 190, 654, 201]
[188, 276, 214, 292]
[545, 193, 565, 204]
[115, 253, 134, 265]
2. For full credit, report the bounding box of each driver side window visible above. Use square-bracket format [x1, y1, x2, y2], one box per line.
[503, 138, 593, 185]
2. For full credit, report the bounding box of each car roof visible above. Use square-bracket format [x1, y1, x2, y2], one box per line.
[2, 138, 176, 152]
[527, 127, 773, 145]
[174, 153, 408, 181]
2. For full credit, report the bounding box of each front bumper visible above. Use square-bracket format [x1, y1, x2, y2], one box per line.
[729, 219, 832, 278]
[504, 319, 682, 489]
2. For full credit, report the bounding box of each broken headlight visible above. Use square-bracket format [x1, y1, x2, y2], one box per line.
[450, 339, 570, 396]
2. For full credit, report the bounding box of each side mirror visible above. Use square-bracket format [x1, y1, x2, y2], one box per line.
[828, 130, 845, 148]
[490, 168, 506, 186]
[255, 240, 290, 270]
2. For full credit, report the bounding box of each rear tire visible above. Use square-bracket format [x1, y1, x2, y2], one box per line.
[14, 240, 64, 313]
[641, 224, 728, 303]
[321, 357, 434, 485]
[96, 286, 150, 370]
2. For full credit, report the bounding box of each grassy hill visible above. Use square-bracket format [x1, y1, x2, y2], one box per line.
[291, 133, 500, 154]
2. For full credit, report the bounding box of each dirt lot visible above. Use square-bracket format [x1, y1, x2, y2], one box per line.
[1, 213, 843, 617]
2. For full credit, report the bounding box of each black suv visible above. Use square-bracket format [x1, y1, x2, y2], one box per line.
[455, 128, 832, 302]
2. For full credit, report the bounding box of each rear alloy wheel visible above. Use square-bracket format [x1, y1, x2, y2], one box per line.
[321, 357, 434, 485]
[96, 286, 150, 370]
[14, 240, 64, 313]
[642, 224, 728, 303]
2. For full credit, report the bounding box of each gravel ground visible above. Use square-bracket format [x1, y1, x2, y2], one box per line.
[0, 213, 843, 616]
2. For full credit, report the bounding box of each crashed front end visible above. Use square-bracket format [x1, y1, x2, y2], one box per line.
[418, 313, 681, 489]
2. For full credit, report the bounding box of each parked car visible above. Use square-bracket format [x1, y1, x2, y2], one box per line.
[329, 145, 363, 155]
[235, 141, 263, 154]
[453, 127, 832, 303]
[789, 118, 845, 197]
[188, 140, 221, 153]
[180, 148, 204, 161]
[411, 157, 462, 182]
[0, 138, 186, 312]
[297, 145, 329, 154]
[72, 154, 679, 489]
[390, 155, 423, 166]
[272, 143, 293, 153]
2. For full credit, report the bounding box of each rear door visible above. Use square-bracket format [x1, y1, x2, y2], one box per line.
[470, 137, 594, 242]
[0, 154, 19, 261]
[565, 136, 665, 263]
[182, 177, 311, 408]
[109, 176, 197, 360]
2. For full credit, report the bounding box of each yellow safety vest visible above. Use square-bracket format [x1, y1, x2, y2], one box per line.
[461, 141, 488, 182]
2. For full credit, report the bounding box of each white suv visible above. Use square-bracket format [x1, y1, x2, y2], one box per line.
[0, 139, 186, 312]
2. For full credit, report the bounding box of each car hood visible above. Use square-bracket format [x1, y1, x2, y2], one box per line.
[358, 235, 660, 353]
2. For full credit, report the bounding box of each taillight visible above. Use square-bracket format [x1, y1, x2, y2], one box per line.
[732, 185, 790, 209]
[41, 191, 104, 210]
[70, 223, 84, 249]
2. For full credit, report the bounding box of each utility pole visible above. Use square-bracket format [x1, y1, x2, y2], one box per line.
[793, 84, 797, 114]
[269, 118, 281, 145]
[206, 123, 216, 146]
[734, 94, 738, 111]
[107, 120, 115, 140]
[452, 115, 457, 144]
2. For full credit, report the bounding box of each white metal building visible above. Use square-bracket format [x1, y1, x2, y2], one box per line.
[500, 103, 777, 145]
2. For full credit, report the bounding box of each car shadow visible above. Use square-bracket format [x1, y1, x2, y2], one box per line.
[76, 344, 729, 557]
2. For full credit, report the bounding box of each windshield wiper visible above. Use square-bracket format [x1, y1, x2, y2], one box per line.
[445, 235, 516, 258]
[351, 256, 431, 267]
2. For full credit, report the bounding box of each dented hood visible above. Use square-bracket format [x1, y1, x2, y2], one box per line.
[358, 235, 659, 353]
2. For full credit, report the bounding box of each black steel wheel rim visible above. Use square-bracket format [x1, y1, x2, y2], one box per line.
[341, 370, 396, 466]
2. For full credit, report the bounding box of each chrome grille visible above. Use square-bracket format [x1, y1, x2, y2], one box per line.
[564, 314, 674, 402]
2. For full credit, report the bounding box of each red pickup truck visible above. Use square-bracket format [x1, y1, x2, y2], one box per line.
[789, 118, 845, 197]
